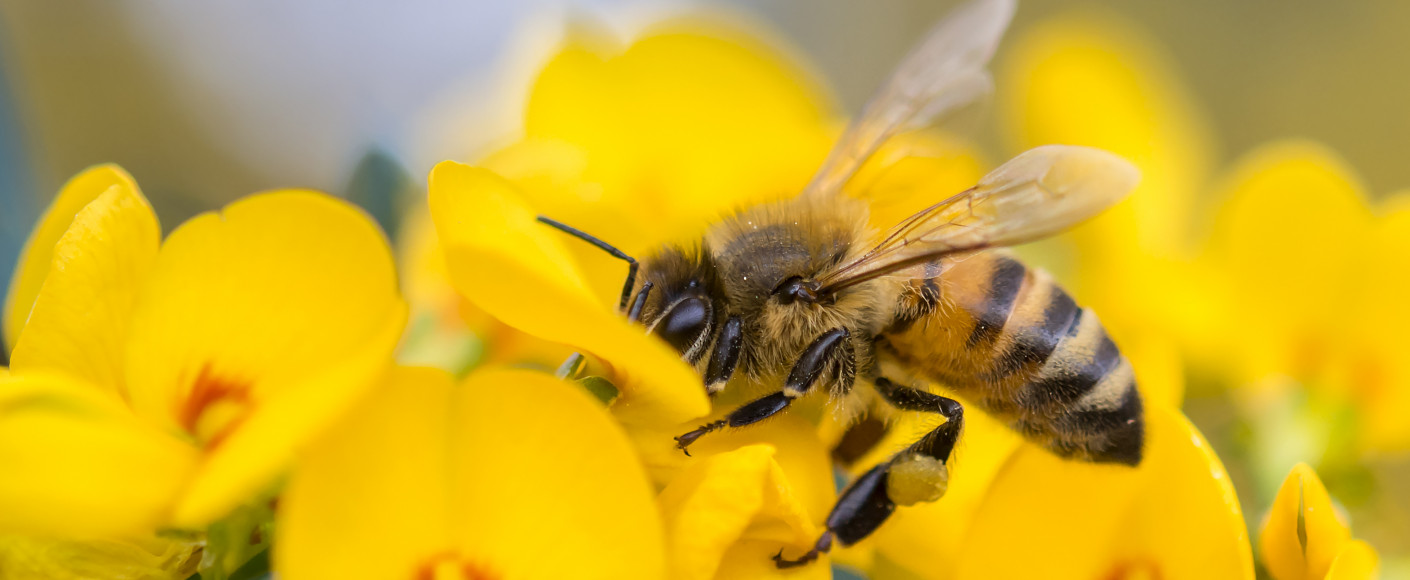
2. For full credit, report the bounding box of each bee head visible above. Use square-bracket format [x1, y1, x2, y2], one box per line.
[637, 246, 723, 364]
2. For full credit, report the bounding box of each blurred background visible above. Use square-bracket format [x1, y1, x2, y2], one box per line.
[2, 0, 1407, 577]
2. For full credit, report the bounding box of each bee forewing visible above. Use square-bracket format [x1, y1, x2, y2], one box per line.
[957, 144, 1141, 247]
[803, 0, 1017, 200]
[816, 144, 1138, 292]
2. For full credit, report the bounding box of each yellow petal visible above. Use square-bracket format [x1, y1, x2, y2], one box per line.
[479, 137, 654, 308]
[1113, 408, 1253, 579]
[657, 444, 826, 580]
[527, 24, 832, 242]
[955, 405, 1252, 580]
[9, 177, 159, 394]
[1349, 195, 1410, 450]
[277, 367, 456, 580]
[118, 191, 405, 525]
[428, 161, 709, 425]
[0, 372, 198, 538]
[1000, 12, 1212, 258]
[997, 13, 1217, 355]
[452, 368, 666, 579]
[0, 534, 201, 580]
[4, 165, 140, 352]
[171, 319, 402, 526]
[279, 367, 667, 580]
[1207, 141, 1372, 385]
[1324, 539, 1379, 580]
[1125, 331, 1186, 408]
[1259, 463, 1352, 580]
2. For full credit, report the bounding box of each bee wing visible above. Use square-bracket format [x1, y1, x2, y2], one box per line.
[802, 0, 1016, 201]
[817, 145, 1140, 292]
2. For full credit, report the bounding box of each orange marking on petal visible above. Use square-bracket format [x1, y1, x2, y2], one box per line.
[1103, 559, 1164, 580]
[178, 365, 253, 447]
[413, 552, 501, 580]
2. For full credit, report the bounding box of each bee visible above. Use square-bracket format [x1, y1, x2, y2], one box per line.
[539, 0, 1143, 568]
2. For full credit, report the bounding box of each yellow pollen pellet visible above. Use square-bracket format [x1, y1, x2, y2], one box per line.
[886, 454, 949, 506]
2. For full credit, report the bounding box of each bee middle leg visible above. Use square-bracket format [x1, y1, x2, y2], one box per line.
[675, 327, 854, 453]
[774, 376, 963, 568]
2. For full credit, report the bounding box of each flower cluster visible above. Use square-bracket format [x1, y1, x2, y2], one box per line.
[0, 9, 1393, 580]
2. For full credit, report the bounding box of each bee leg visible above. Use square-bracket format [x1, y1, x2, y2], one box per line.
[775, 377, 962, 568]
[627, 281, 654, 323]
[676, 327, 850, 453]
[703, 315, 743, 394]
[874, 377, 964, 467]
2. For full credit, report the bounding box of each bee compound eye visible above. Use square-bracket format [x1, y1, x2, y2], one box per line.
[656, 297, 711, 355]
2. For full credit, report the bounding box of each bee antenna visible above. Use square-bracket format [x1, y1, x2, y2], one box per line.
[536, 216, 639, 311]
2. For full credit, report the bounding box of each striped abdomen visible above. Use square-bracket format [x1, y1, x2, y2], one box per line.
[877, 251, 1144, 465]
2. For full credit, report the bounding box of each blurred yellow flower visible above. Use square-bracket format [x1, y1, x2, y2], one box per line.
[999, 10, 1410, 456]
[996, 10, 1219, 370]
[0, 535, 201, 580]
[0, 165, 406, 539]
[1204, 142, 1410, 452]
[657, 419, 836, 580]
[1259, 463, 1379, 580]
[951, 403, 1252, 579]
[278, 366, 665, 580]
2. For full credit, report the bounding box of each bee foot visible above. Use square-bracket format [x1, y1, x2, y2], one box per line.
[772, 532, 833, 569]
[674, 420, 727, 455]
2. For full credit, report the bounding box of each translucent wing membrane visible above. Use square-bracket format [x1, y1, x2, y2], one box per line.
[817, 145, 1140, 292]
[802, 0, 1016, 201]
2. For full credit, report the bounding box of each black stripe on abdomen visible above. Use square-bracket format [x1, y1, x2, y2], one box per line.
[1060, 383, 1144, 465]
[965, 257, 1027, 347]
[983, 285, 1079, 381]
[1020, 316, 1121, 409]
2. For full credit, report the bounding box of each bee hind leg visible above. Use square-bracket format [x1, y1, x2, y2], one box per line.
[676, 327, 853, 454]
[774, 377, 962, 568]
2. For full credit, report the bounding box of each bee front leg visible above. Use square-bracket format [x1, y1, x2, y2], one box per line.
[675, 327, 851, 454]
[702, 316, 743, 394]
[775, 376, 963, 568]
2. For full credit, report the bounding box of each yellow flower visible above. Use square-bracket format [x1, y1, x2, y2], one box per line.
[998, 9, 1410, 455]
[396, 204, 572, 373]
[1203, 142, 1410, 451]
[0, 164, 406, 537]
[0, 535, 201, 580]
[950, 404, 1251, 579]
[277, 366, 665, 580]
[657, 411, 838, 580]
[1259, 463, 1379, 580]
[996, 10, 1220, 370]
[425, 21, 866, 575]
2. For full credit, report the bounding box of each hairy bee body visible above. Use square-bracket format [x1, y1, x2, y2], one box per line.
[701, 197, 887, 389]
[639, 196, 1142, 465]
[878, 251, 1143, 465]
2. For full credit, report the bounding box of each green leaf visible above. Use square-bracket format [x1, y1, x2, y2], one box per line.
[577, 375, 619, 405]
[195, 502, 274, 580]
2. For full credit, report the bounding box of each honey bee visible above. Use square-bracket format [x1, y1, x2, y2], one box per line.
[539, 0, 1143, 567]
